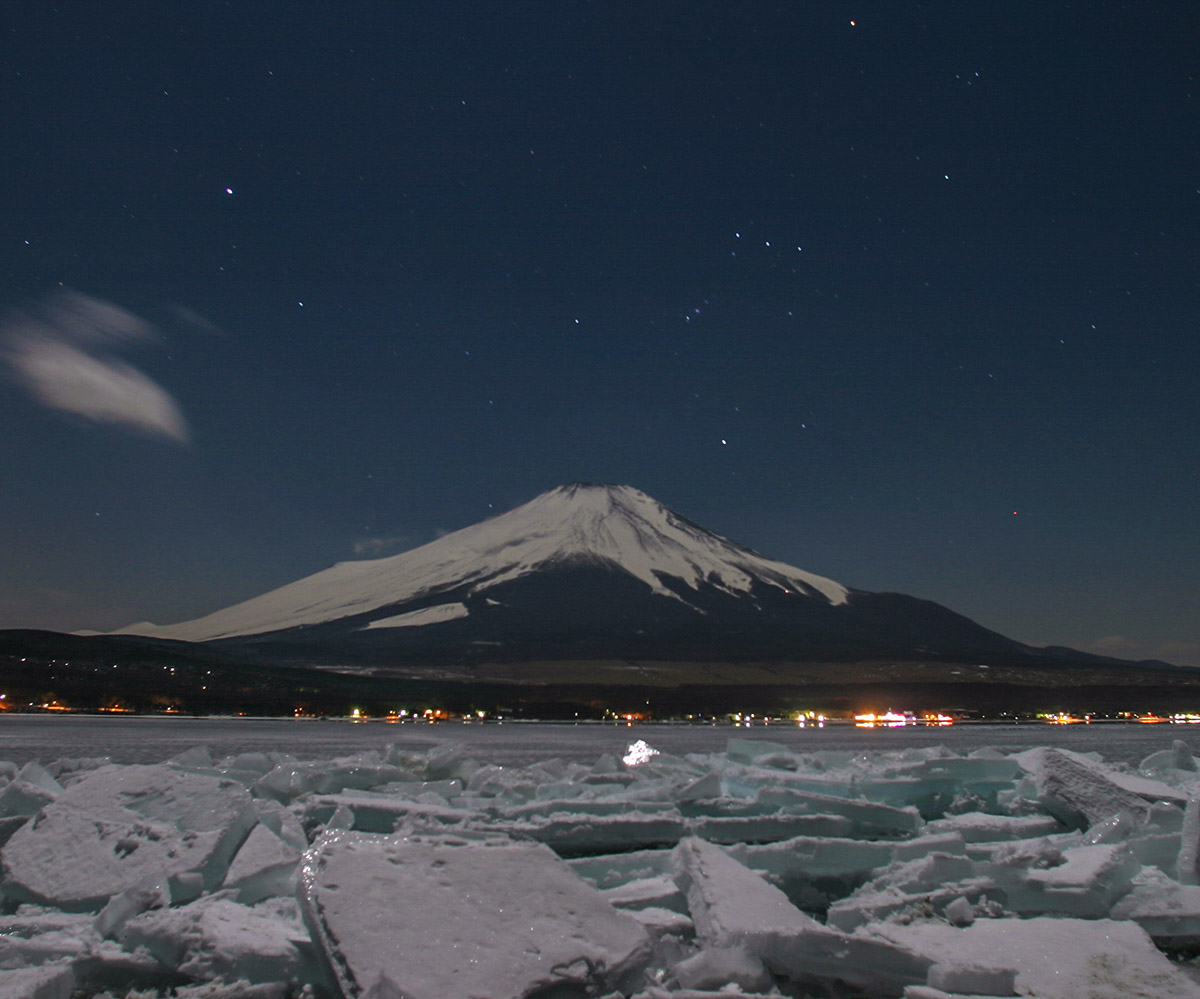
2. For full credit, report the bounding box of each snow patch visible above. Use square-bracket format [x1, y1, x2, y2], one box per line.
[362, 602, 469, 630]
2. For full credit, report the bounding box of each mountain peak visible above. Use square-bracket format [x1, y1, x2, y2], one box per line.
[116, 484, 850, 642]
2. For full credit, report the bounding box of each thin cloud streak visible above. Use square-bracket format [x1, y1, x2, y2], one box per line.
[2, 289, 190, 443]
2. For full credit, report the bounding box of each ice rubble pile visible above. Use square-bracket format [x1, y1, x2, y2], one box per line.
[4, 738, 1200, 998]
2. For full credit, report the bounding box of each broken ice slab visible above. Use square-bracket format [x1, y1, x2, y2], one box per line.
[0, 911, 94, 967]
[601, 873, 687, 913]
[491, 797, 678, 821]
[896, 756, 1023, 783]
[2, 765, 257, 911]
[299, 790, 473, 835]
[826, 852, 988, 932]
[0, 964, 75, 999]
[671, 837, 931, 996]
[222, 822, 301, 904]
[925, 811, 1063, 843]
[871, 915, 1200, 999]
[628, 905, 694, 938]
[120, 894, 323, 987]
[0, 814, 28, 849]
[1015, 747, 1162, 828]
[568, 847, 673, 889]
[891, 830, 968, 863]
[1142, 740, 1199, 774]
[832, 836, 1143, 927]
[492, 810, 688, 855]
[687, 811, 855, 843]
[927, 961, 1017, 996]
[17, 762, 63, 796]
[1180, 797, 1200, 885]
[2, 804, 207, 912]
[749, 785, 924, 837]
[670, 836, 814, 943]
[725, 737, 794, 766]
[0, 779, 58, 820]
[632, 989, 774, 999]
[671, 943, 773, 993]
[673, 770, 723, 802]
[1112, 876, 1200, 950]
[300, 831, 652, 999]
[724, 834, 895, 885]
[252, 758, 419, 802]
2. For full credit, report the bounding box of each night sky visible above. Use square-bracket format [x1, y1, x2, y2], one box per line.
[2, 3, 1196, 664]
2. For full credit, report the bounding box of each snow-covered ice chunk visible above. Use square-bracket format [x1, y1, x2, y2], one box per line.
[569, 847, 673, 889]
[628, 906, 694, 937]
[1016, 748, 1154, 828]
[671, 944, 772, 993]
[750, 784, 924, 837]
[252, 756, 417, 802]
[300, 831, 651, 999]
[725, 833, 895, 884]
[872, 915, 1200, 998]
[120, 894, 321, 985]
[222, 822, 301, 904]
[671, 837, 931, 995]
[0, 964, 74, 999]
[1141, 740, 1198, 774]
[602, 873, 687, 913]
[496, 810, 687, 855]
[1112, 876, 1200, 949]
[826, 852, 987, 931]
[1000, 841, 1141, 917]
[687, 811, 855, 843]
[927, 961, 1017, 995]
[0, 780, 57, 819]
[1180, 796, 1200, 884]
[168, 745, 215, 771]
[632, 989, 776, 999]
[173, 983, 288, 999]
[669, 836, 816, 944]
[925, 811, 1062, 843]
[0, 814, 29, 849]
[893, 830, 967, 862]
[1, 765, 256, 910]
[17, 762, 62, 796]
[93, 884, 163, 939]
[0, 913, 94, 968]
[3, 806, 214, 911]
[673, 770, 722, 802]
[299, 790, 471, 836]
[725, 737, 791, 765]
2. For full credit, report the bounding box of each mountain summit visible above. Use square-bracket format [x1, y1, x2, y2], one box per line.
[117, 483, 1097, 668]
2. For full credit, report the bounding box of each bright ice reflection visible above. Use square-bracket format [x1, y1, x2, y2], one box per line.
[622, 739, 659, 766]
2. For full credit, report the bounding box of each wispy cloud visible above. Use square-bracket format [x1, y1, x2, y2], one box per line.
[353, 535, 415, 557]
[2, 289, 190, 443]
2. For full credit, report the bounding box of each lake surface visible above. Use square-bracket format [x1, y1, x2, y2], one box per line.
[1, 714, 1197, 768]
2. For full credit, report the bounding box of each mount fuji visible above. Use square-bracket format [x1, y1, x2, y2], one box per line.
[112, 483, 1106, 670]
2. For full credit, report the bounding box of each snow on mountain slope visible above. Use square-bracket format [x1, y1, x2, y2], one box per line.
[117, 483, 849, 643]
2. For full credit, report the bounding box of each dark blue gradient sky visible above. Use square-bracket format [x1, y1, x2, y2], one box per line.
[1, 2, 1196, 663]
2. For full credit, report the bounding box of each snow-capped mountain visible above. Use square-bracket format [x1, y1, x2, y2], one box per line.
[115, 483, 1048, 666]
[120, 483, 848, 642]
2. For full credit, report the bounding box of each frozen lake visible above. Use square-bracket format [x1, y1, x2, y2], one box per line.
[2, 713, 1198, 767]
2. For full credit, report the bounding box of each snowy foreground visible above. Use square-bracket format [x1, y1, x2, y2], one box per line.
[5, 739, 1200, 998]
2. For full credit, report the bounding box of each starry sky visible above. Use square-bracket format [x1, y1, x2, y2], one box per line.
[1, 2, 1197, 664]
